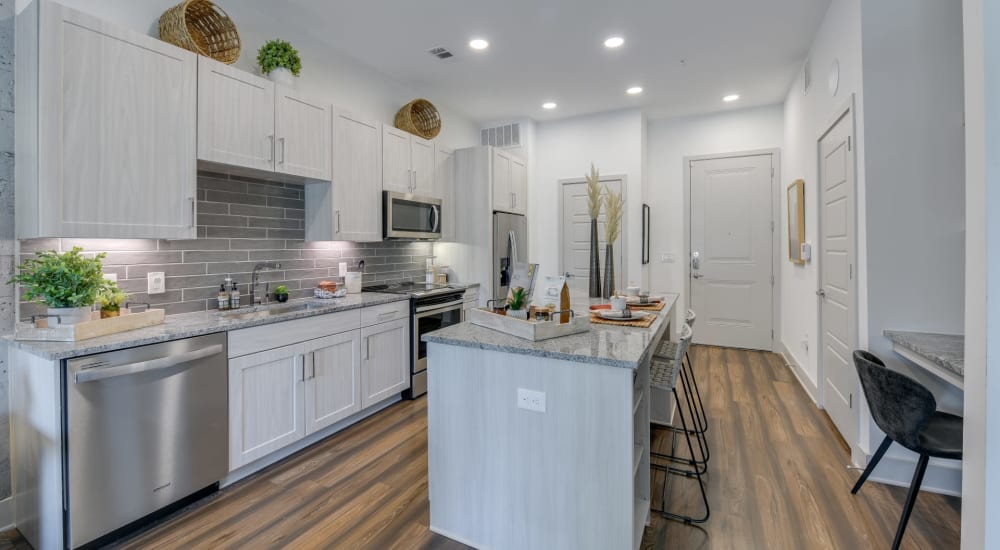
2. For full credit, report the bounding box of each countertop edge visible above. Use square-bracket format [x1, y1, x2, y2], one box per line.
[5, 293, 411, 361]
[883, 330, 965, 376]
[422, 333, 638, 369]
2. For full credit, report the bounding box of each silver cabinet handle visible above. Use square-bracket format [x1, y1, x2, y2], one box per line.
[308, 351, 316, 380]
[279, 137, 286, 165]
[335, 209, 341, 234]
[189, 196, 196, 228]
[412, 170, 417, 191]
[75, 344, 223, 384]
[363, 337, 370, 360]
[268, 135, 274, 163]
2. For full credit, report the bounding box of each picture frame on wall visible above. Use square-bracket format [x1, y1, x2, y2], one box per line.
[787, 179, 805, 264]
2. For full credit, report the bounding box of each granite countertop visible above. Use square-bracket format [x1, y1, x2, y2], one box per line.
[884, 330, 964, 378]
[423, 293, 679, 369]
[5, 293, 409, 360]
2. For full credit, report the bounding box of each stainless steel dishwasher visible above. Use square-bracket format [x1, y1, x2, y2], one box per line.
[65, 333, 228, 548]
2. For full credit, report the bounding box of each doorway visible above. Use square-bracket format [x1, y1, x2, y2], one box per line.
[560, 176, 626, 295]
[817, 100, 858, 446]
[686, 151, 778, 350]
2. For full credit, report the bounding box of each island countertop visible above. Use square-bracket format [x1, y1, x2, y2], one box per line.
[422, 293, 679, 369]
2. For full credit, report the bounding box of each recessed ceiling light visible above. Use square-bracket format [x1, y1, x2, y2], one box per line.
[542, 102, 557, 110]
[723, 94, 740, 102]
[627, 86, 643, 95]
[604, 36, 625, 48]
[469, 39, 489, 50]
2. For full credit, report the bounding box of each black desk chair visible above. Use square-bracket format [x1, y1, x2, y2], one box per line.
[851, 350, 963, 550]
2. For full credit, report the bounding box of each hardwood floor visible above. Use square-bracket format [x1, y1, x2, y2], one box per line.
[0, 345, 961, 549]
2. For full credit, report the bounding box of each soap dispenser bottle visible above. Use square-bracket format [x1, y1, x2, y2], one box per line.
[217, 284, 229, 310]
[229, 281, 241, 309]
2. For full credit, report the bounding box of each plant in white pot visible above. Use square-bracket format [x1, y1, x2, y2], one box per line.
[507, 287, 529, 320]
[8, 247, 107, 325]
[257, 39, 301, 86]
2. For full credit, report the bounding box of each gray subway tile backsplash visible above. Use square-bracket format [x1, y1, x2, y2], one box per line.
[17, 172, 431, 320]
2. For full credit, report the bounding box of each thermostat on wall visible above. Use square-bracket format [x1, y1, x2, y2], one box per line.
[800, 242, 812, 262]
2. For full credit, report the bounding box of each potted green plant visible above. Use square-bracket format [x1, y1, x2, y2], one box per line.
[257, 39, 301, 86]
[274, 284, 290, 303]
[97, 283, 129, 319]
[8, 247, 107, 325]
[507, 287, 529, 320]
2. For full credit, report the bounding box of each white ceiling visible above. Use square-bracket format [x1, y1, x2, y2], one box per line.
[247, 0, 830, 123]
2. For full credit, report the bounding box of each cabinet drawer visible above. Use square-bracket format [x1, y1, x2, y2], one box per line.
[229, 309, 361, 358]
[361, 300, 410, 327]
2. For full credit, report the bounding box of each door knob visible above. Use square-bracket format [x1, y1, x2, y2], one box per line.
[692, 273, 704, 279]
[563, 272, 576, 278]
[691, 251, 701, 271]
[816, 289, 826, 297]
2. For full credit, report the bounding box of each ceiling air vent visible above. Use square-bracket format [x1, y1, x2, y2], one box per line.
[427, 46, 454, 60]
[481, 123, 521, 148]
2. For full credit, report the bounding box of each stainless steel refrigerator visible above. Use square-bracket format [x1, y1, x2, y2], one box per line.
[493, 212, 528, 303]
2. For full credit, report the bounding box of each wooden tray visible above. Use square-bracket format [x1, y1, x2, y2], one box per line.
[16, 309, 166, 342]
[468, 308, 590, 341]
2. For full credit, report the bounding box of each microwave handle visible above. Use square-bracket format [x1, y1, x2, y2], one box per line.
[430, 204, 440, 233]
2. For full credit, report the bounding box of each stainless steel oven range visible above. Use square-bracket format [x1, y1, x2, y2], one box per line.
[363, 282, 465, 398]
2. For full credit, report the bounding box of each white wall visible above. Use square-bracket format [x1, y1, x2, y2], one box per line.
[646, 104, 784, 325]
[780, 0, 866, 397]
[531, 109, 645, 284]
[20, 0, 481, 150]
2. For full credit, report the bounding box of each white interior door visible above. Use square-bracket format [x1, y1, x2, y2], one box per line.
[689, 154, 774, 350]
[819, 110, 857, 445]
[561, 178, 625, 295]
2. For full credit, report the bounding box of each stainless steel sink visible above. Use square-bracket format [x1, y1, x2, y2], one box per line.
[223, 303, 315, 320]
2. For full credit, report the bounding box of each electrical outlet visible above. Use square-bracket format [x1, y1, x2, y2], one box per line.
[147, 272, 165, 295]
[660, 253, 675, 263]
[517, 388, 546, 413]
[339, 262, 348, 277]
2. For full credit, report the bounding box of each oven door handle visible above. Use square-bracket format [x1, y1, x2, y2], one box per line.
[415, 299, 466, 314]
[74, 344, 224, 384]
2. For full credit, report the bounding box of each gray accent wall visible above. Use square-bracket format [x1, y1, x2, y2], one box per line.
[19, 172, 433, 320]
[0, 0, 14, 500]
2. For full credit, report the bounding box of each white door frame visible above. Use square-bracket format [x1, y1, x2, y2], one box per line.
[815, 96, 859, 434]
[557, 174, 628, 282]
[683, 149, 782, 352]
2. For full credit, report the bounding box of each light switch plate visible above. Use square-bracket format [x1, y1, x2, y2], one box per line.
[517, 388, 546, 413]
[147, 272, 166, 295]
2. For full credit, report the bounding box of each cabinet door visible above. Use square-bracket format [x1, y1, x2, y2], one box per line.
[510, 155, 528, 215]
[229, 346, 305, 470]
[361, 318, 410, 408]
[382, 126, 413, 193]
[435, 146, 455, 241]
[492, 149, 513, 212]
[198, 58, 275, 172]
[327, 109, 383, 241]
[276, 87, 331, 180]
[410, 135, 436, 196]
[39, 4, 197, 238]
[304, 330, 362, 435]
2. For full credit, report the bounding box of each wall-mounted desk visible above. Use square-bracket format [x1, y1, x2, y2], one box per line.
[884, 330, 964, 390]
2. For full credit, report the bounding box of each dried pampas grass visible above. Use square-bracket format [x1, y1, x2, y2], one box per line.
[604, 187, 623, 243]
[586, 163, 602, 220]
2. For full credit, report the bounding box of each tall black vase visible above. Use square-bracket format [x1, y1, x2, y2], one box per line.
[588, 219, 602, 297]
[602, 243, 615, 299]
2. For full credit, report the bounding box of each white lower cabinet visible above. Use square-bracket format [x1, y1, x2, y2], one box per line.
[304, 330, 362, 435]
[361, 318, 410, 408]
[229, 343, 307, 471]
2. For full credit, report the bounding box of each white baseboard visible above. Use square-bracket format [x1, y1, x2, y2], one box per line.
[779, 341, 819, 404]
[865, 448, 962, 497]
[0, 497, 13, 531]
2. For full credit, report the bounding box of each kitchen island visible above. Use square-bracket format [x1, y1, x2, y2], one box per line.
[423, 293, 678, 550]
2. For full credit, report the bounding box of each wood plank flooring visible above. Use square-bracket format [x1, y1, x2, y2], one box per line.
[0, 345, 961, 549]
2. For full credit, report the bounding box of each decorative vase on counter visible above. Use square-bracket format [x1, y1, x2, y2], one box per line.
[276, 293, 289, 303]
[267, 67, 295, 86]
[602, 244, 615, 299]
[589, 219, 602, 297]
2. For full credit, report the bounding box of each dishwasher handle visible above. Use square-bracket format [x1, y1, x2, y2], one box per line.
[74, 344, 224, 384]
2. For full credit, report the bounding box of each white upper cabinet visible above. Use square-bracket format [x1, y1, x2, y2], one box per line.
[276, 87, 332, 180]
[15, 0, 198, 239]
[491, 148, 527, 215]
[435, 146, 455, 241]
[306, 108, 382, 242]
[382, 125, 439, 197]
[198, 59, 275, 173]
[197, 58, 330, 181]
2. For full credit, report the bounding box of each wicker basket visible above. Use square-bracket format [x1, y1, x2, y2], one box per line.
[395, 99, 442, 139]
[159, 0, 241, 65]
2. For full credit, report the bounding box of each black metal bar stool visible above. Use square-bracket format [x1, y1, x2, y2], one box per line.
[650, 324, 709, 524]
[652, 310, 708, 469]
[851, 350, 963, 550]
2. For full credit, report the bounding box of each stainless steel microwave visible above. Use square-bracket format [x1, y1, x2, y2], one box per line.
[383, 191, 442, 240]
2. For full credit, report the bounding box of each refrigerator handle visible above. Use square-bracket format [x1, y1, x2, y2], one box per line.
[509, 230, 518, 265]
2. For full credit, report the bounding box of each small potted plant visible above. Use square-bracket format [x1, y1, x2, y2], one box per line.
[97, 283, 129, 319]
[8, 247, 106, 325]
[257, 39, 301, 86]
[507, 287, 529, 320]
[274, 285, 290, 303]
